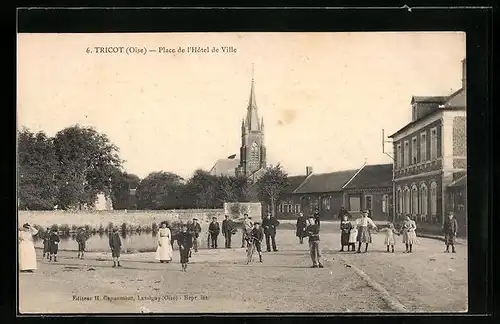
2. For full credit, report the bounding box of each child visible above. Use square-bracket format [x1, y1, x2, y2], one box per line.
[246, 222, 264, 264]
[380, 222, 398, 253]
[401, 215, 417, 253]
[177, 224, 193, 272]
[109, 226, 122, 267]
[42, 227, 50, 259]
[348, 222, 358, 252]
[76, 227, 90, 259]
[340, 215, 353, 252]
[48, 229, 60, 262]
[305, 216, 323, 268]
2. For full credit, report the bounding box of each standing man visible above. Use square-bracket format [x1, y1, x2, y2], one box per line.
[442, 212, 458, 253]
[222, 215, 235, 248]
[177, 223, 193, 272]
[76, 227, 90, 259]
[262, 213, 280, 252]
[241, 214, 254, 248]
[305, 216, 323, 268]
[296, 212, 307, 244]
[313, 208, 321, 229]
[109, 226, 122, 268]
[48, 228, 60, 262]
[338, 206, 348, 220]
[190, 218, 202, 253]
[208, 216, 220, 249]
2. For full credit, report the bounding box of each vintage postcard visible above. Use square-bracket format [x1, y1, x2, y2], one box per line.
[17, 31, 467, 313]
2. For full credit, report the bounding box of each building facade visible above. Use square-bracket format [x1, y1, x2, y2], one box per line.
[342, 164, 393, 221]
[389, 59, 466, 226]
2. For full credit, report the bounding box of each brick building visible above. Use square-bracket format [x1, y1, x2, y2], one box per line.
[342, 164, 393, 221]
[389, 58, 466, 226]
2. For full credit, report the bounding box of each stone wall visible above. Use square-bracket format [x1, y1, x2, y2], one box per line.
[18, 209, 226, 234]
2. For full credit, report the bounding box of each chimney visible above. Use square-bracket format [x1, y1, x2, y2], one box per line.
[462, 58, 466, 90]
[306, 166, 313, 176]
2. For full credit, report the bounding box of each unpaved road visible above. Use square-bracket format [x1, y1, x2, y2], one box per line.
[18, 228, 467, 313]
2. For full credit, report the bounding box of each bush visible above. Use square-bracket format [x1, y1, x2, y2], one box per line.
[50, 224, 59, 232]
[144, 225, 152, 233]
[121, 222, 128, 232]
[71, 224, 78, 232]
[98, 224, 105, 233]
[60, 224, 71, 235]
[136, 225, 142, 233]
[152, 222, 158, 233]
[106, 222, 114, 232]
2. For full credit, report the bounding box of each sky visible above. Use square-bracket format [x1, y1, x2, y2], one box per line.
[17, 32, 466, 179]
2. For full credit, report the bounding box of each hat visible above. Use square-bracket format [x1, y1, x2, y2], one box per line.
[225, 215, 229, 217]
[22, 223, 30, 229]
[253, 221, 260, 225]
[212, 216, 217, 219]
[193, 218, 198, 221]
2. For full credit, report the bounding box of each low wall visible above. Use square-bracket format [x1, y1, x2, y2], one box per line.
[18, 209, 227, 234]
[223, 202, 262, 221]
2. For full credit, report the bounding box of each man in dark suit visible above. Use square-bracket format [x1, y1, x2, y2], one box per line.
[313, 208, 321, 229]
[208, 217, 220, 249]
[296, 212, 307, 244]
[221, 215, 235, 248]
[262, 213, 280, 252]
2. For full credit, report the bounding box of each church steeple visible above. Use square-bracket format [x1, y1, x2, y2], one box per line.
[246, 64, 260, 131]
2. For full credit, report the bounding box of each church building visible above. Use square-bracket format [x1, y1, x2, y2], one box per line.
[210, 72, 267, 182]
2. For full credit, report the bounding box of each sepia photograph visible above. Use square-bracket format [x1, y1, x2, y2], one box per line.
[17, 31, 467, 313]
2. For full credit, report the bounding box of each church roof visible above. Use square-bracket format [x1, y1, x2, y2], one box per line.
[245, 74, 261, 132]
[210, 158, 240, 177]
[293, 169, 359, 194]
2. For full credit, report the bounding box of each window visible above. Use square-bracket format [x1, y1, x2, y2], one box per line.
[251, 142, 259, 161]
[420, 183, 428, 216]
[411, 185, 418, 214]
[397, 144, 402, 168]
[430, 181, 438, 216]
[430, 127, 438, 160]
[397, 187, 403, 214]
[295, 204, 300, 213]
[279, 203, 283, 213]
[420, 132, 427, 162]
[411, 137, 418, 164]
[365, 195, 373, 211]
[412, 105, 417, 120]
[404, 186, 410, 214]
[382, 194, 389, 213]
[322, 197, 330, 211]
[349, 196, 361, 211]
[404, 141, 409, 167]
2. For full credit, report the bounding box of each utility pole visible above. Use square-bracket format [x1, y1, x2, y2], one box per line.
[382, 129, 394, 160]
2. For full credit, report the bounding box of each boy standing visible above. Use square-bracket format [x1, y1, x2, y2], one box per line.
[109, 226, 122, 268]
[177, 224, 193, 272]
[76, 227, 90, 259]
[246, 222, 264, 264]
[191, 218, 202, 253]
[48, 229, 60, 262]
[305, 216, 323, 268]
[208, 217, 220, 249]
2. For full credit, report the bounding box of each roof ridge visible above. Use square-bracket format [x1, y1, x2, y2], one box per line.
[341, 162, 367, 190]
[292, 172, 314, 194]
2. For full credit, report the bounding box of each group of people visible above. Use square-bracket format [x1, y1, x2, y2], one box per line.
[18, 210, 460, 273]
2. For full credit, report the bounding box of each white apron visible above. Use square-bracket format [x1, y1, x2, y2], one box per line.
[155, 228, 173, 261]
[19, 229, 38, 271]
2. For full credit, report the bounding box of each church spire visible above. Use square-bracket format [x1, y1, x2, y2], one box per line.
[246, 64, 260, 131]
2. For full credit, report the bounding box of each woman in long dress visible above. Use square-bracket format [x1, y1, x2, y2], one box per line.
[401, 215, 417, 253]
[18, 223, 38, 273]
[155, 222, 173, 263]
[355, 211, 378, 253]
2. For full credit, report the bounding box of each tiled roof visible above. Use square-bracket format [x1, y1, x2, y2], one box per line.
[342, 164, 393, 189]
[293, 169, 359, 194]
[443, 88, 465, 108]
[282, 175, 307, 194]
[209, 158, 240, 177]
[411, 96, 449, 104]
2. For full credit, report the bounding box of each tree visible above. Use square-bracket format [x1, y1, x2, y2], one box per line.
[256, 164, 289, 217]
[111, 171, 141, 210]
[136, 171, 184, 210]
[18, 128, 58, 210]
[218, 175, 251, 203]
[183, 170, 222, 209]
[53, 125, 122, 210]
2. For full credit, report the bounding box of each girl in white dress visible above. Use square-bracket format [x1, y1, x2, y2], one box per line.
[380, 222, 398, 253]
[18, 223, 38, 273]
[401, 215, 417, 253]
[155, 222, 173, 263]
